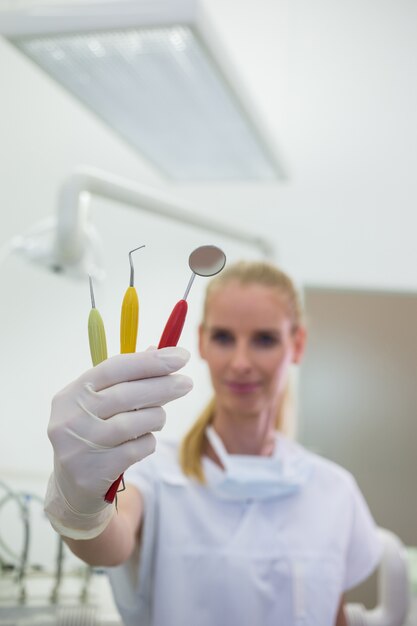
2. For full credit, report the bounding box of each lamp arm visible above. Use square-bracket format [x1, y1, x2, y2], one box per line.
[53, 165, 276, 270]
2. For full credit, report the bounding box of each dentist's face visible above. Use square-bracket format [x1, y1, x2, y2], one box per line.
[199, 281, 305, 418]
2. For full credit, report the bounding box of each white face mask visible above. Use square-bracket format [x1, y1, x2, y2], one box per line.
[205, 426, 312, 501]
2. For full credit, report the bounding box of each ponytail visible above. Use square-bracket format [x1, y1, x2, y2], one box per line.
[179, 398, 215, 483]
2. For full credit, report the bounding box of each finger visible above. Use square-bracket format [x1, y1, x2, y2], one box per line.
[94, 374, 193, 420]
[95, 407, 166, 447]
[107, 433, 157, 477]
[79, 347, 190, 392]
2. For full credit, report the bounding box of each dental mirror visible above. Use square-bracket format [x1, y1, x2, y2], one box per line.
[189, 244, 226, 277]
[158, 245, 226, 348]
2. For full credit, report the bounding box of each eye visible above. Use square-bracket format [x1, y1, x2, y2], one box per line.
[210, 329, 234, 345]
[253, 332, 280, 347]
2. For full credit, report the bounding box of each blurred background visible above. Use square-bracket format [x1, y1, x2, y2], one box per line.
[0, 0, 416, 623]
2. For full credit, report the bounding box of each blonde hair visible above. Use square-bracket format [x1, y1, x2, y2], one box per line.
[179, 260, 303, 482]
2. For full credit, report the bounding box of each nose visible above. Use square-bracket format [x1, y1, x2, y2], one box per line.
[229, 340, 252, 373]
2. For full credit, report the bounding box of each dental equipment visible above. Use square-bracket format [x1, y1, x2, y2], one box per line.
[0, 480, 30, 604]
[79, 565, 93, 604]
[120, 246, 145, 354]
[0, 487, 55, 606]
[104, 245, 145, 503]
[104, 244, 226, 505]
[158, 245, 226, 348]
[49, 536, 64, 605]
[88, 276, 108, 367]
[9, 166, 275, 279]
[345, 528, 410, 626]
[0, 482, 26, 569]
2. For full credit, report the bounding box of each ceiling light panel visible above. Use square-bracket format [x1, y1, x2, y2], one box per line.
[2, 3, 285, 181]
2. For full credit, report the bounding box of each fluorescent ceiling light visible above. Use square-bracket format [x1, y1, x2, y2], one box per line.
[0, 1, 286, 181]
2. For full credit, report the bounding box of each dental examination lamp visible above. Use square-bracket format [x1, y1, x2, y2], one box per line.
[11, 166, 275, 279]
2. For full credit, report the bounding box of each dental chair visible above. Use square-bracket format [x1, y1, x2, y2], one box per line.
[346, 528, 410, 626]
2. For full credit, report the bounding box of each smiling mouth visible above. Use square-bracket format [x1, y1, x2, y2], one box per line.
[225, 381, 261, 394]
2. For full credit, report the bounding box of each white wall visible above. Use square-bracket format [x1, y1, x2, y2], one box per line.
[177, 0, 417, 293]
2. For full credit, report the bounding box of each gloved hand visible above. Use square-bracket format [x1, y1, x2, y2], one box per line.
[44, 346, 192, 540]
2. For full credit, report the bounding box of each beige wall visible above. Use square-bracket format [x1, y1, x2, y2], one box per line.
[299, 287, 417, 605]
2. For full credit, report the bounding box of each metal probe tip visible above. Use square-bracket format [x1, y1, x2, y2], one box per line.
[128, 245, 145, 287]
[183, 272, 196, 300]
[88, 275, 96, 309]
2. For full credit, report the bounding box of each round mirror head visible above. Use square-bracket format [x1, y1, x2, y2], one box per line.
[189, 245, 226, 277]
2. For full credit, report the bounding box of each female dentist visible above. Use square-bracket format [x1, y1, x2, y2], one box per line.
[45, 260, 381, 626]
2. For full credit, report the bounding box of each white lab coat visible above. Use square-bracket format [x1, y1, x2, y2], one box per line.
[107, 435, 381, 626]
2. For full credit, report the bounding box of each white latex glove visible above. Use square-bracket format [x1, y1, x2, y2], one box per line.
[44, 346, 192, 540]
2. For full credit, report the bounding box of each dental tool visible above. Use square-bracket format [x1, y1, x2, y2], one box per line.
[120, 245, 144, 354]
[88, 276, 108, 366]
[158, 245, 226, 348]
[104, 245, 225, 505]
[104, 245, 145, 504]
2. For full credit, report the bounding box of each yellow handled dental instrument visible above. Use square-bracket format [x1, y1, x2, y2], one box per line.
[120, 245, 145, 354]
[105, 245, 145, 504]
[88, 276, 108, 366]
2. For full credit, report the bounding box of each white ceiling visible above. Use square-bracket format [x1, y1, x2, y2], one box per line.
[1, 0, 416, 291]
